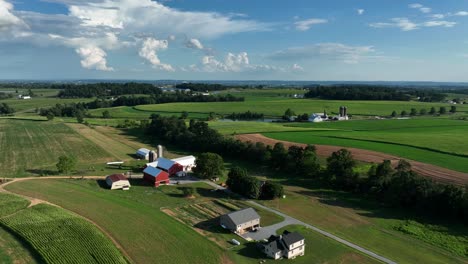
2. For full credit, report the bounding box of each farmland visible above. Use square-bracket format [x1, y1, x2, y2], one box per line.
[4, 179, 382, 264]
[0, 202, 127, 264]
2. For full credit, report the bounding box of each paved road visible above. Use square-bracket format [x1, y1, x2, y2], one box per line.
[246, 201, 397, 264]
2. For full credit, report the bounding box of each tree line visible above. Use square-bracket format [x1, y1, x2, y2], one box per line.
[391, 106, 456, 117]
[225, 111, 264, 120]
[0, 103, 14, 115]
[304, 85, 446, 102]
[175, 83, 249, 92]
[0, 92, 14, 100]
[145, 114, 468, 222]
[57, 83, 162, 98]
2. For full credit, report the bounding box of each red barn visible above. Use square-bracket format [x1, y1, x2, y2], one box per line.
[146, 157, 183, 176]
[143, 166, 170, 187]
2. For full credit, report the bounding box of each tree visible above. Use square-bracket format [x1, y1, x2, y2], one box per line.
[439, 106, 446, 114]
[270, 143, 288, 170]
[284, 108, 295, 117]
[410, 108, 417, 116]
[261, 181, 284, 200]
[102, 110, 111, 118]
[429, 107, 436, 115]
[182, 187, 195, 197]
[368, 160, 394, 193]
[76, 112, 84, 123]
[46, 113, 54, 121]
[181, 111, 189, 119]
[391, 111, 397, 117]
[56, 155, 76, 174]
[193, 152, 224, 179]
[400, 110, 407, 116]
[419, 108, 427, 115]
[450, 106, 457, 114]
[396, 159, 411, 174]
[326, 149, 357, 188]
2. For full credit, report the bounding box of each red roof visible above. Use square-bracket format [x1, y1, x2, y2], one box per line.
[107, 174, 128, 182]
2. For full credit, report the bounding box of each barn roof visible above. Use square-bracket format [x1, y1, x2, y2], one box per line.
[155, 157, 176, 170]
[106, 174, 128, 182]
[143, 166, 166, 177]
[171, 156, 196, 166]
[224, 208, 260, 226]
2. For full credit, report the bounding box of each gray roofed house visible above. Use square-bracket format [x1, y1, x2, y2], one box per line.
[261, 230, 305, 260]
[220, 208, 260, 234]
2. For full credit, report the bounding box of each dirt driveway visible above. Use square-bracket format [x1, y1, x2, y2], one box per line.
[236, 133, 468, 185]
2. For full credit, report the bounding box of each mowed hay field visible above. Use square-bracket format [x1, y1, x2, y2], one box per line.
[0, 119, 113, 177]
[135, 98, 468, 118]
[5, 179, 380, 264]
[262, 118, 468, 173]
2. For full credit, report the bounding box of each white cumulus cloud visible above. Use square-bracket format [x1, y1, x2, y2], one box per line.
[76, 46, 113, 71]
[138, 37, 174, 71]
[294, 18, 327, 31]
[409, 3, 431, 13]
[185, 38, 204, 50]
[0, 0, 25, 31]
[357, 9, 365, 15]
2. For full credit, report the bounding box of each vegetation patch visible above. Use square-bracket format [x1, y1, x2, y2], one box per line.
[394, 220, 468, 257]
[0, 193, 30, 218]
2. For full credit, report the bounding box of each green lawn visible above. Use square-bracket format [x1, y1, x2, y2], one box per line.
[5, 179, 379, 264]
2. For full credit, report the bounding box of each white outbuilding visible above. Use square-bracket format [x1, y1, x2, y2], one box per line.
[136, 148, 150, 160]
[106, 174, 131, 190]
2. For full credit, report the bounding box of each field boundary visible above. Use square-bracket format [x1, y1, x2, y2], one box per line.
[0, 177, 134, 264]
[236, 133, 468, 185]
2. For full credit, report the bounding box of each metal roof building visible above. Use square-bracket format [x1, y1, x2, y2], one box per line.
[220, 208, 261, 234]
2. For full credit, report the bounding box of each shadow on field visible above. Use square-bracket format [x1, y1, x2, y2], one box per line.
[128, 178, 152, 187]
[194, 218, 228, 235]
[96, 180, 109, 189]
[235, 242, 265, 260]
[26, 169, 57, 176]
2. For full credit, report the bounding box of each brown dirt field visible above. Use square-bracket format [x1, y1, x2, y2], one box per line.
[236, 133, 468, 185]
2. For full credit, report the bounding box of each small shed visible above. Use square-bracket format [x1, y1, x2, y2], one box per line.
[220, 208, 261, 234]
[143, 166, 170, 187]
[136, 148, 150, 160]
[171, 156, 196, 172]
[106, 174, 131, 190]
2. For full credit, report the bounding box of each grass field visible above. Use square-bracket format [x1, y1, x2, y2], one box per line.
[135, 99, 468, 118]
[263, 119, 468, 173]
[258, 183, 468, 264]
[0, 203, 127, 264]
[5, 179, 380, 264]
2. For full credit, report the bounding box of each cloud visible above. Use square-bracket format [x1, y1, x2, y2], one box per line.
[370, 17, 456, 31]
[294, 18, 327, 31]
[409, 3, 431, 13]
[454, 11, 468, 16]
[292, 63, 304, 71]
[138, 37, 174, 71]
[198, 52, 279, 73]
[0, 0, 25, 31]
[431, 14, 445, 19]
[269, 43, 375, 64]
[370, 18, 418, 31]
[76, 46, 113, 71]
[185, 38, 204, 50]
[357, 9, 365, 15]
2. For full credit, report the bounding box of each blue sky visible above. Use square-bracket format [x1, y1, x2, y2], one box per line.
[0, 0, 468, 81]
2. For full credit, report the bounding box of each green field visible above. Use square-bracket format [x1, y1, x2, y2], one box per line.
[253, 118, 468, 173]
[135, 99, 468, 118]
[5, 179, 380, 264]
[0, 202, 127, 264]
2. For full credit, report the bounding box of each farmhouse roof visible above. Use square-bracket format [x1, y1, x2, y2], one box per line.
[143, 166, 166, 177]
[155, 157, 176, 170]
[266, 238, 285, 253]
[171, 156, 196, 166]
[281, 231, 305, 247]
[107, 174, 128, 182]
[224, 208, 260, 225]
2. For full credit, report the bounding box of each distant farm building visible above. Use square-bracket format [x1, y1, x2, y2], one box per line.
[308, 113, 324, 123]
[260, 230, 305, 260]
[146, 157, 191, 176]
[136, 148, 150, 160]
[220, 208, 260, 234]
[105, 174, 131, 190]
[18, 95, 31, 100]
[143, 166, 170, 187]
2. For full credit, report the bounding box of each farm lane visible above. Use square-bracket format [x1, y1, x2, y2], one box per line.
[236, 133, 468, 185]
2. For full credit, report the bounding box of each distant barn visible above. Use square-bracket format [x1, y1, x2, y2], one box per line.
[106, 174, 131, 190]
[136, 148, 150, 160]
[143, 166, 170, 187]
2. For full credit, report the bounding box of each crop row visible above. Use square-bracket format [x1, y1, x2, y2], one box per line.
[0, 204, 127, 264]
